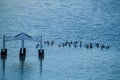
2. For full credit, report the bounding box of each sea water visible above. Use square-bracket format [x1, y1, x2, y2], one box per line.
[0, 0, 120, 80]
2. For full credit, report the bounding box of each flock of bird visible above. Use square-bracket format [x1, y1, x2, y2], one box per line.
[39, 40, 110, 50]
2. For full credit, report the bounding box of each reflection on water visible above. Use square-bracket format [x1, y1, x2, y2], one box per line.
[0, 58, 44, 80]
[19, 58, 44, 80]
[20, 59, 25, 80]
[39, 58, 43, 76]
[39, 58, 44, 80]
[1, 58, 6, 80]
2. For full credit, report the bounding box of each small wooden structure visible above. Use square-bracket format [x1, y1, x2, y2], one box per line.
[0, 33, 44, 59]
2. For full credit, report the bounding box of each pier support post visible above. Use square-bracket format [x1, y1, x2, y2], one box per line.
[1, 35, 7, 59]
[19, 40, 26, 60]
[38, 36, 44, 58]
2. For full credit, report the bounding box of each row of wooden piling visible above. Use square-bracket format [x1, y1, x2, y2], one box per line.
[0, 48, 44, 60]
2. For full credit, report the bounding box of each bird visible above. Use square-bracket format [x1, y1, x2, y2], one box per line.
[101, 44, 105, 50]
[95, 43, 99, 48]
[90, 43, 93, 49]
[80, 41, 82, 47]
[106, 45, 110, 49]
[36, 44, 39, 48]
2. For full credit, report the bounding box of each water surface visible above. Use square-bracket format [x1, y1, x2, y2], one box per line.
[0, 0, 120, 80]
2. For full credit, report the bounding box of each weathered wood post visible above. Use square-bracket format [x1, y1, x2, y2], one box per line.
[1, 34, 7, 59]
[19, 40, 26, 60]
[38, 36, 44, 58]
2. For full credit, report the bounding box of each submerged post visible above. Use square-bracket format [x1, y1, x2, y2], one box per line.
[1, 34, 7, 59]
[38, 36, 44, 58]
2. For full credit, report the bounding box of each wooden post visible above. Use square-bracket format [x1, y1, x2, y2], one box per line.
[21, 40, 24, 54]
[38, 36, 44, 58]
[3, 35, 5, 52]
[1, 34, 7, 59]
[19, 40, 26, 60]
[40, 36, 42, 52]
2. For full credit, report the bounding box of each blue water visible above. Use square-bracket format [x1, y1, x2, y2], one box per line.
[0, 0, 120, 80]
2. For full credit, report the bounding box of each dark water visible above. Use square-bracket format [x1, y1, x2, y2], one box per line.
[0, 0, 120, 80]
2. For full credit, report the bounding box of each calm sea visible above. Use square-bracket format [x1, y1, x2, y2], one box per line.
[0, 0, 120, 80]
